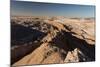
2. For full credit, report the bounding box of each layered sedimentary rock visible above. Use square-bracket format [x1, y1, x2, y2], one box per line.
[11, 16, 95, 66]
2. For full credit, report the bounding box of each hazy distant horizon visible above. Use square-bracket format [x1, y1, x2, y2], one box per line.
[11, 1, 95, 18]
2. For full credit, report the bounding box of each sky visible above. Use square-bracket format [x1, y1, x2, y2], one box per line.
[11, 0, 95, 18]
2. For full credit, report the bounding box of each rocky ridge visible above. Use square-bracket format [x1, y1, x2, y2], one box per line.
[11, 16, 95, 66]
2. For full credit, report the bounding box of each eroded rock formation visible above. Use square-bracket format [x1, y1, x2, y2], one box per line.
[11, 16, 95, 66]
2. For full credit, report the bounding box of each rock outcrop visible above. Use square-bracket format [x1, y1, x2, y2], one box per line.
[11, 16, 95, 66]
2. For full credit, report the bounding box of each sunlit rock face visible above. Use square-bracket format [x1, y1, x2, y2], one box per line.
[11, 16, 95, 66]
